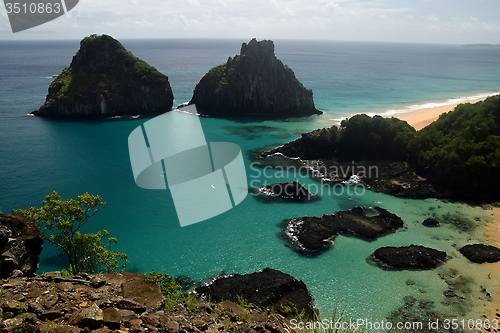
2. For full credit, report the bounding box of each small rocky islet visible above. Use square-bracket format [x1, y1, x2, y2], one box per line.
[459, 244, 500, 263]
[283, 206, 404, 254]
[368, 245, 448, 270]
[253, 181, 319, 202]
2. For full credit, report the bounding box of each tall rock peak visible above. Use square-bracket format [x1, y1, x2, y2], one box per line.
[189, 39, 320, 117]
[33, 34, 174, 118]
[240, 38, 275, 59]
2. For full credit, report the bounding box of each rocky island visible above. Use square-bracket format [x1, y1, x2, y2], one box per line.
[33, 34, 174, 118]
[189, 38, 321, 117]
[369, 245, 448, 270]
[459, 244, 500, 263]
[283, 206, 404, 254]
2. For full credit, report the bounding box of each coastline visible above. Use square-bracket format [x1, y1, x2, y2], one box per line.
[483, 206, 500, 320]
[393, 97, 488, 130]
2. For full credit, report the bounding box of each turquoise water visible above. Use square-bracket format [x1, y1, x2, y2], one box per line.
[1, 39, 500, 327]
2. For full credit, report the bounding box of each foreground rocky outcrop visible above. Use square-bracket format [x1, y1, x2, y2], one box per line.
[459, 244, 500, 263]
[189, 38, 321, 117]
[0, 271, 293, 332]
[253, 182, 319, 202]
[0, 214, 43, 279]
[195, 268, 315, 319]
[33, 34, 174, 118]
[369, 245, 448, 270]
[283, 207, 404, 254]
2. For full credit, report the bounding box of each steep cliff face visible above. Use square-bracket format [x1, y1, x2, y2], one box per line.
[189, 38, 320, 117]
[34, 34, 174, 118]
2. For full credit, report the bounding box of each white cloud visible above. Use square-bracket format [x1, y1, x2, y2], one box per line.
[326, 2, 346, 18]
[0, 0, 498, 44]
[481, 21, 500, 31]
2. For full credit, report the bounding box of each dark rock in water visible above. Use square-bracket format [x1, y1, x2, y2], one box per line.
[34, 34, 174, 118]
[284, 206, 404, 254]
[0, 213, 43, 279]
[423, 218, 440, 227]
[195, 268, 316, 319]
[370, 245, 447, 270]
[189, 38, 320, 117]
[459, 244, 500, 263]
[254, 182, 319, 202]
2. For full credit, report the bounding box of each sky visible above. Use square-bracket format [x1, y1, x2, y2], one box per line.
[1, 0, 499, 44]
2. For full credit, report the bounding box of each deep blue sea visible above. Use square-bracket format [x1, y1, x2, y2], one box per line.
[1, 39, 500, 328]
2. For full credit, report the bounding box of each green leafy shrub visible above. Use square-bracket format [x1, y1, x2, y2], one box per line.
[14, 191, 128, 274]
[145, 271, 184, 311]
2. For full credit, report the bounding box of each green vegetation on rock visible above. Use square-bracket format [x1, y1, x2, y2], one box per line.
[407, 95, 500, 192]
[276, 114, 414, 161]
[338, 114, 416, 160]
[145, 271, 186, 311]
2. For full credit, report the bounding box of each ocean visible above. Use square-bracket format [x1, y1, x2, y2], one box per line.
[1, 39, 500, 328]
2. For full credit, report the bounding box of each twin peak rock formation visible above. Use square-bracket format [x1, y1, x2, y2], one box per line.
[34, 35, 320, 118]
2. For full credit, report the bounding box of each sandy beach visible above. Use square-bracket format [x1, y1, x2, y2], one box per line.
[482, 207, 500, 320]
[392, 94, 500, 321]
[394, 97, 488, 130]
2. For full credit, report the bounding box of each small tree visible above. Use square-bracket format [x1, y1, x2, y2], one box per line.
[14, 191, 128, 274]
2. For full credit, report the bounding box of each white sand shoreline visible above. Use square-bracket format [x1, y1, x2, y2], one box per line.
[391, 93, 499, 130]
